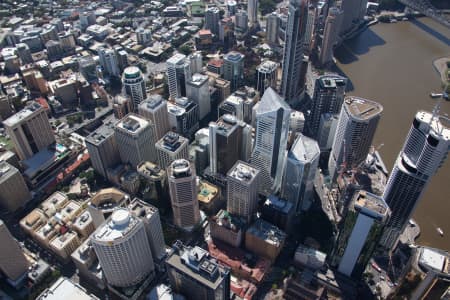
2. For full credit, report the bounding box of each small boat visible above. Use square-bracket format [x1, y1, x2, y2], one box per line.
[437, 227, 444, 236]
[430, 92, 443, 98]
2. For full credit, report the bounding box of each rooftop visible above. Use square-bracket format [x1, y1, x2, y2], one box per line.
[137, 161, 165, 180]
[139, 94, 164, 110]
[415, 110, 450, 141]
[344, 96, 383, 121]
[93, 209, 140, 242]
[289, 134, 320, 163]
[157, 132, 188, 153]
[123, 66, 142, 79]
[264, 195, 294, 214]
[227, 161, 259, 183]
[85, 121, 116, 146]
[197, 180, 219, 204]
[0, 161, 18, 183]
[316, 75, 347, 89]
[116, 114, 149, 134]
[246, 219, 286, 247]
[3, 102, 43, 127]
[128, 198, 159, 220]
[353, 190, 389, 220]
[36, 277, 99, 300]
[224, 51, 244, 62]
[418, 247, 449, 274]
[189, 73, 208, 86]
[167, 53, 187, 66]
[255, 87, 290, 115]
[257, 60, 277, 73]
[212, 209, 245, 231]
[89, 188, 128, 209]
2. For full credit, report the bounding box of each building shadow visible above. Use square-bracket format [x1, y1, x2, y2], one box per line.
[329, 64, 355, 92]
[409, 18, 450, 46]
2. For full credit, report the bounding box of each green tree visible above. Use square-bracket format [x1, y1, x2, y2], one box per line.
[179, 44, 192, 56]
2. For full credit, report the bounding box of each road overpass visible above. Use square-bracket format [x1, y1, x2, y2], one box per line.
[398, 0, 450, 28]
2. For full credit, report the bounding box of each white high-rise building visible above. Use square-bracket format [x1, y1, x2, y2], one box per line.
[166, 53, 191, 99]
[186, 73, 210, 120]
[138, 95, 171, 140]
[155, 132, 189, 169]
[256, 60, 278, 96]
[247, 0, 258, 26]
[167, 159, 200, 230]
[91, 209, 155, 287]
[328, 96, 382, 180]
[251, 88, 291, 194]
[98, 47, 120, 77]
[319, 7, 343, 66]
[282, 134, 320, 212]
[266, 12, 279, 45]
[114, 114, 158, 168]
[380, 110, 450, 250]
[227, 161, 260, 222]
[122, 66, 147, 111]
[188, 52, 203, 75]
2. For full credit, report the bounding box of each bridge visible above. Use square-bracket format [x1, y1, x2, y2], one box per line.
[398, 0, 450, 29]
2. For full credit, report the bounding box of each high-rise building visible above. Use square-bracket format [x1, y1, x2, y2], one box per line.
[248, 0, 258, 26]
[166, 242, 230, 300]
[251, 88, 291, 194]
[235, 10, 248, 37]
[256, 60, 278, 96]
[209, 114, 252, 175]
[128, 198, 166, 261]
[80, 11, 97, 31]
[186, 73, 210, 120]
[98, 47, 120, 77]
[339, 0, 368, 35]
[3, 102, 55, 160]
[218, 87, 260, 124]
[122, 66, 147, 111]
[114, 114, 158, 168]
[85, 120, 121, 178]
[328, 96, 382, 180]
[317, 113, 339, 152]
[0, 220, 29, 286]
[227, 161, 260, 222]
[282, 134, 320, 212]
[137, 161, 168, 202]
[188, 52, 203, 75]
[138, 95, 170, 140]
[166, 53, 191, 99]
[308, 75, 347, 139]
[280, 0, 310, 106]
[136, 28, 152, 45]
[319, 7, 343, 66]
[266, 12, 279, 45]
[16, 43, 33, 64]
[155, 132, 189, 169]
[91, 209, 155, 287]
[167, 159, 201, 230]
[167, 97, 199, 139]
[332, 191, 389, 279]
[223, 52, 244, 92]
[380, 110, 450, 250]
[205, 7, 221, 36]
[303, 4, 316, 53]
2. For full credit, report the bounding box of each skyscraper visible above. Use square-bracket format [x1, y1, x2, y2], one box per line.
[186, 73, 210, 120]
[167, 159, 201, 230]
[188, 52, 203, 74]
[227, 161, 260, 222]
[266, 12, 279, 45]
[380, 110, 450, 250]
[339, 0, 368, 35]
[122, 66, 147, 111]
[0, 220, 29, 286]
[114, 114, 158, 168]
[308, 74, 347, 139]
[98, 47, 120, 77]
[156, 132, 189, 169]
[256, 60, 278, 96]
[3, 102, 55, 160]
[332, 191, 389, 279]
[138, 95, 170, 140]
[328, 96, 382, 180]
[166, 53, 191, 99]
[91, 209, 155, 287]
[0, 161, 31, 212]
[319, 7, 343, 66]
[167, 98, 200, 139]
[16, 43, 33, 64]
[85, 120, 121, 178]
[166, 242, 230, 300]
[247, 0, 258, 26]
[205, 7, 221, 36]
[223, 51, 244, 92]
[251, 88, 291, 194]
[280, 0, 310, 106]
[282, 134, 320, 212]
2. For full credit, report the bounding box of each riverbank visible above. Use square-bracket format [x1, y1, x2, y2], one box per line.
[432, 56, 450, 91]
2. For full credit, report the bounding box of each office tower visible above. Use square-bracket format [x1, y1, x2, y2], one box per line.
[251, 88, 291, 194]
[186, 73, 210, 120]
[308, 75, 347, 139]
[190, 129, 210, 175]
[317, 113, 339, 151]
[266, 12, 279, 45]
[87, 188, 130, 228]
[290, 110, 305, 134]
[219, 17, 235, 48]
[227, 161, 260, 222]
[138, 95, 170, 140]
[136, 28, 152, 45]
[380, 110, 450, 250]
[156, 132, 189, 169]
[332, 191, 389, 279]
[114, 114, 158, 168]
[282, 134, 320, 212]
[248, 0, 258, 26]
[218, 87, 259, 124]
[209, 114, 251, 175]
[303, 4, 316, 53]
[223, 51, 244, 92]
[98, 47, 120, 77]
[319, 7, 343, 66]
[167, 97, 199, 139]
[91, 209, 155, 287]
[16, 43, 33, 64]
[137, 161, 168, 202]
[167, 53, 191, 99]
[117, 49, 129, 72]
[328, 96, 382, 180]
[280, 0, 310, 106]
[122, 66, 147, 111]
[205, 7, 221, 36]
[80, 11, 97, 31]
[3, 102, 55, 161]
[0, 220, 29, 285]
[78, 56, 98, 83]
[4, 56, 20, 74]
[235, 10, 248, 35]
[256, 60, 278, 96]
[340, 0, 368, 35]
[45, 40, 64, 61]
[0, 161, 31, 212]
[59, 31, 77, 54]
[128, 198, 166, 261]
[85, 120, 121, 178]
[166, 242, 230, 300]
[188, 52, 203, 74]
[167, 159, 201, 230]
